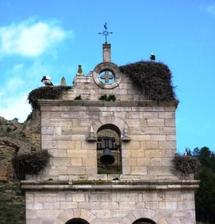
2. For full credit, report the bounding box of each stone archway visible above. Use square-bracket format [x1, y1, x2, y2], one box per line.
[92, 116, 129, 136]
[132, 218, 156, 224]
[122, 210, 157, 224]
[57, 209, 95, 224]
[65, 218, 89, 224]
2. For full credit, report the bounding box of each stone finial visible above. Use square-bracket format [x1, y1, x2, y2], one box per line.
[90, 125, 94, 133]
[122, 128, 131, 142]
[60, 76, 66, 86]
[76, 65, 84, 76]
[86, 125, 97, 142]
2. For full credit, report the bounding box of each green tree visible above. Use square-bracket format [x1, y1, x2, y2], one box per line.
[192, 147, 215, 223]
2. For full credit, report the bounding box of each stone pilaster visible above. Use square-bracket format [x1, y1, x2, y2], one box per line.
[103, 43, 111, 62]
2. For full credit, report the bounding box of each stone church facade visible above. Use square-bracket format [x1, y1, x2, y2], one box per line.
[22, 42, 199, 224]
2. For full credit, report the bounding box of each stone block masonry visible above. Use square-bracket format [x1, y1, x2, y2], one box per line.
[38, 101, 177, 182]
[22, 42, 198, 224]
[23, 180, 198, 224]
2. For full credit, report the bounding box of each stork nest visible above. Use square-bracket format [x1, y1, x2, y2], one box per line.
[12, 150, 51, 180]
[119, 61, 176, 101]
[28, 86, 71, 110]
[173, 154, 200, 177]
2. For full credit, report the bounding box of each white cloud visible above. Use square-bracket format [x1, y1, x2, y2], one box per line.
[0, 19, 72, 57]
[206, 4, 215, 15]
[1, 95, 31, 122]
[0, 18, 73, 121]
[0, 92, 31, 122]
[0, 75, 29, 122]
[0, 60, 48, 122]
[0, 58, 70, 122]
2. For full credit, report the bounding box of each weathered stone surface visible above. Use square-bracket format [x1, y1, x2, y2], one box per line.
[23, 96, 197, 223]
[33, 103, 179, 181]
[0, 111, 40, 181]
[24, 189, 197, 224]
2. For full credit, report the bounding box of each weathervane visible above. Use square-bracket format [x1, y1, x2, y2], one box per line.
[98, 22, 113, 43]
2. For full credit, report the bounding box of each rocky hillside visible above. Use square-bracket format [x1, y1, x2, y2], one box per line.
[0, 110, 40, 181]
[0, 181, 25, 224]
[0, 109, 41, 224]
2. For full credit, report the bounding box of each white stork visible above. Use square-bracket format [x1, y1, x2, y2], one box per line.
[41, 76, 53, 86]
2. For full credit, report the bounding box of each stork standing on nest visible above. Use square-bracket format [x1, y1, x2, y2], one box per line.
[41, 76, 53, 86]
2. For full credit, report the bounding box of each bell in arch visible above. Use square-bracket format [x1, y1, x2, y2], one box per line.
[100, 147, 115, 165]
[99, 136, 116, 165]
[97, 124, 122, 174]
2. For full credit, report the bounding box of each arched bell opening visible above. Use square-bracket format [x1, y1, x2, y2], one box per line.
[65, 218, 90, 224]
[132, 218, 156, 224]
[97, 124, 122, 174]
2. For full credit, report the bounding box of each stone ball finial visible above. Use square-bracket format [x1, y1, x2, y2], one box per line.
[77, 65, 84, 76]
[60, 76, 66, 86]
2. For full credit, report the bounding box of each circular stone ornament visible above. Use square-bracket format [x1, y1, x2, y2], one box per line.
[93, 62, 121, 89]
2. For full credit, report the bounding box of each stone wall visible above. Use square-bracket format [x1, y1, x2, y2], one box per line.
[23, 57, 198, 224]
[37, 101, 177, 182]
[63, 72, 146, 102]
[25, 188, 196, 224]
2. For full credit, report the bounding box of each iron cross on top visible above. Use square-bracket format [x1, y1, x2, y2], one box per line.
[98, 22, 113, 43]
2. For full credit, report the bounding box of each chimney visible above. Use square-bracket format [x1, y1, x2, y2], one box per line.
[103, 43, 111, 62]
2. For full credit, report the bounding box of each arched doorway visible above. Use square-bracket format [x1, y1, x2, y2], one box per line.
[132, 218, 156, 224]
[65, 218, 89, 224]
[97, 124, 122, 174]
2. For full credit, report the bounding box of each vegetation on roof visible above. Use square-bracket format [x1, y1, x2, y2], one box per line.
[119, 61, 176, 101]
[28, 86, 71, 109]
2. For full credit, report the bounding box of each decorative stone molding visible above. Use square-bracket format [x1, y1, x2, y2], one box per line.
[98, 116, 128, 134]
[38, 99, 179, 108]
[92, 62, 121, 89]
[21, 180, 199, 191]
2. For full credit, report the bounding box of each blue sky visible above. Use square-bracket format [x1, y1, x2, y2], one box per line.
[0, 0, 214, 152]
